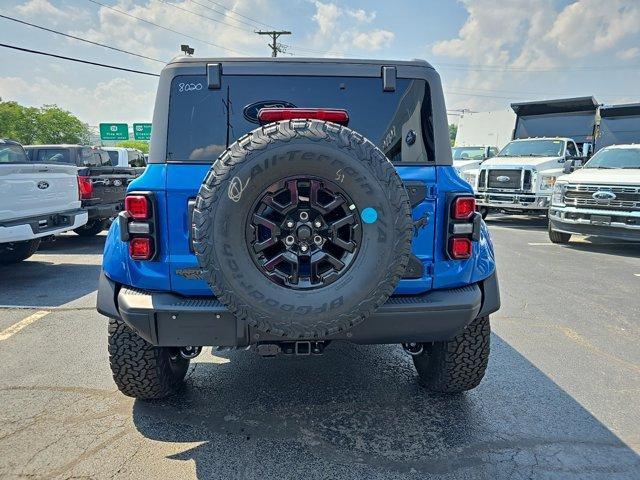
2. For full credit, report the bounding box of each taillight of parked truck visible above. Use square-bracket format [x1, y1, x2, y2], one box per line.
[77, 176, 93, 200]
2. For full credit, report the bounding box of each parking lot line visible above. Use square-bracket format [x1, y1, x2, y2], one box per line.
[0, 310, 50, 341]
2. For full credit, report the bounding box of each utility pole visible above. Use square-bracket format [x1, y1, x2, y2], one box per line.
[256, 30, 291, 57]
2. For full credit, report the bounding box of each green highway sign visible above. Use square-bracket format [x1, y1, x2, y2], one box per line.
[133, 123, 152, 141]
[99, 123, 129, 141]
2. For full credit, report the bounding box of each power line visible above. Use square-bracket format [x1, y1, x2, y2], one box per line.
[191, 0, 276, 30]
[87, 0, 249, 55]
[156, 0, 252, 33]
[435, 61, 640, 72]
[0, 43, 160, 77]
[0, 14, 166, 64]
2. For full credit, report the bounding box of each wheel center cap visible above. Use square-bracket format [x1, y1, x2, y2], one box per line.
[296, 225, 312, 240]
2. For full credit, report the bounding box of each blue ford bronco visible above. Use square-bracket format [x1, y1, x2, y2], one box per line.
[97, 57, 500, 399]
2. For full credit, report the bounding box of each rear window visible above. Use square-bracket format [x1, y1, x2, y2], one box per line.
[106, 150, 119, 165]
[167, 75, 434, 164]
[80, 148, 109, 166]
[35, 148, 73, 164]
[0, 144, 29, 164]
[127, 150, 146, 167]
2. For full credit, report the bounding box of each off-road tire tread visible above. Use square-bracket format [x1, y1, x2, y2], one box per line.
[0, 239, 40, 264]
[108, 318, 189, 399]
[192, 120, 413, 338]
[413, 316, 490, 393]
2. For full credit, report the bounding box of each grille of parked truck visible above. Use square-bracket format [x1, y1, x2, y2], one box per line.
[471, 97, 598, 216]
[96, 57, 500, 400]
[549, 145, 640, 243]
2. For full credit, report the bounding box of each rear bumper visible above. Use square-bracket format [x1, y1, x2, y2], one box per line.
[476, 192, 550, 210]
[84, 202, 124, 220]
[0, 209, 88, 243]
[97, 270, 500, 347]
[549, 208, 640, 242]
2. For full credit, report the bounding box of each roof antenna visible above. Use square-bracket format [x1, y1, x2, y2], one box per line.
[180, 44, 194, 56]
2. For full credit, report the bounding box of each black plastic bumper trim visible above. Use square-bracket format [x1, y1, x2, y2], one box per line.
[98, 270, 500, 347]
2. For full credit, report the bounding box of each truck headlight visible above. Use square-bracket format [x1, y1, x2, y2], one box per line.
[540, 175, 557, 191]
[462, 172, 477, 188]
[551, 182, 566, 206]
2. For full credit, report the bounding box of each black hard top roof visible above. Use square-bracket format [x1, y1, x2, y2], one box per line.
[511, 96, 599, 116]
[167, 56, 434, 69]
[599, 103, 640, 118]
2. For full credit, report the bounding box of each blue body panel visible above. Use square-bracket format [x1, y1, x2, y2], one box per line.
[102, 164, 496, 294]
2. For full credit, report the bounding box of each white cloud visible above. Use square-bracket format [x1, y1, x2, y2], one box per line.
[312, 1, 341, 37]
[0, 76, 156, 126]
[431, 0, 640, 112]
[15, 0, 87, 21]
[546, 0, 640, 58]
[310, 1, 394, 53]
[617, 47, 639, 61]
[347, 8, 376, 23]
[352, 29, 394, 51]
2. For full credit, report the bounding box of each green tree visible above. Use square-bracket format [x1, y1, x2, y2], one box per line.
[0, 99, 89, 145]
[116, 140, 149, 154]
[34, 105, 90, 144]
[449, 124, 458, 147]
[0, 100, 38, 144]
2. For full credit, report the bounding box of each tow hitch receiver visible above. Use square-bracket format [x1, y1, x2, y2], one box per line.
[254, 341, 327, 357]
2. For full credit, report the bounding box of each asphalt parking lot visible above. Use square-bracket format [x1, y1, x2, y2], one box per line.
[0, 218, 639, 479]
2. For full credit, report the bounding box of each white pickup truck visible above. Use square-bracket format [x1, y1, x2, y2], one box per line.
[473, 137, 583, 216]
[549, 144, 640, 243]
[0, 139, 87, 264]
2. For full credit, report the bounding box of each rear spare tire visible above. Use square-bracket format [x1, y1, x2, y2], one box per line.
[193, 120, 413, 338]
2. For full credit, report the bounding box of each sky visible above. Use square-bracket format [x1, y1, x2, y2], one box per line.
[0, 0, 638, 127]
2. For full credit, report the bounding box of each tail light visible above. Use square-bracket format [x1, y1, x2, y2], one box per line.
[258, 108, 349, 125]
[449, 237, 472, 259]
[129, 237, 153, 260]
[78, 175, 93, 200]
[452, 196, 476, 220]
[446, 194, 480, 260]
[125, 195, 149, 220]
[119, 192, 157, 261]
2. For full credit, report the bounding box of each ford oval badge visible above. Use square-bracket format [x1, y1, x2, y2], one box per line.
[592, 190, 616, 201]
[37, 181, 49, 190]
[243, 100, 297, 124]
[496, 176, 510, 183]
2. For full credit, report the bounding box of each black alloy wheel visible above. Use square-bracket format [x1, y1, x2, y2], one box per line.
[247, 176, 362, 289]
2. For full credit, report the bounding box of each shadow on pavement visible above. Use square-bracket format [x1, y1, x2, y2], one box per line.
[0, 261, 101, 307]
[0, 233, 105, 307]
[562, 239, 640, 259]
[485, 214, 548, 231]
[38, 232, 107, 255]
[132, 337, 640, 479]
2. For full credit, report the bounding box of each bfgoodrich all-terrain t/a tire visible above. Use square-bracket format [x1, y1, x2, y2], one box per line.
[413, 316, 491, 393]
[192, 119, 413, 339]
[108, 318, 189, 400]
